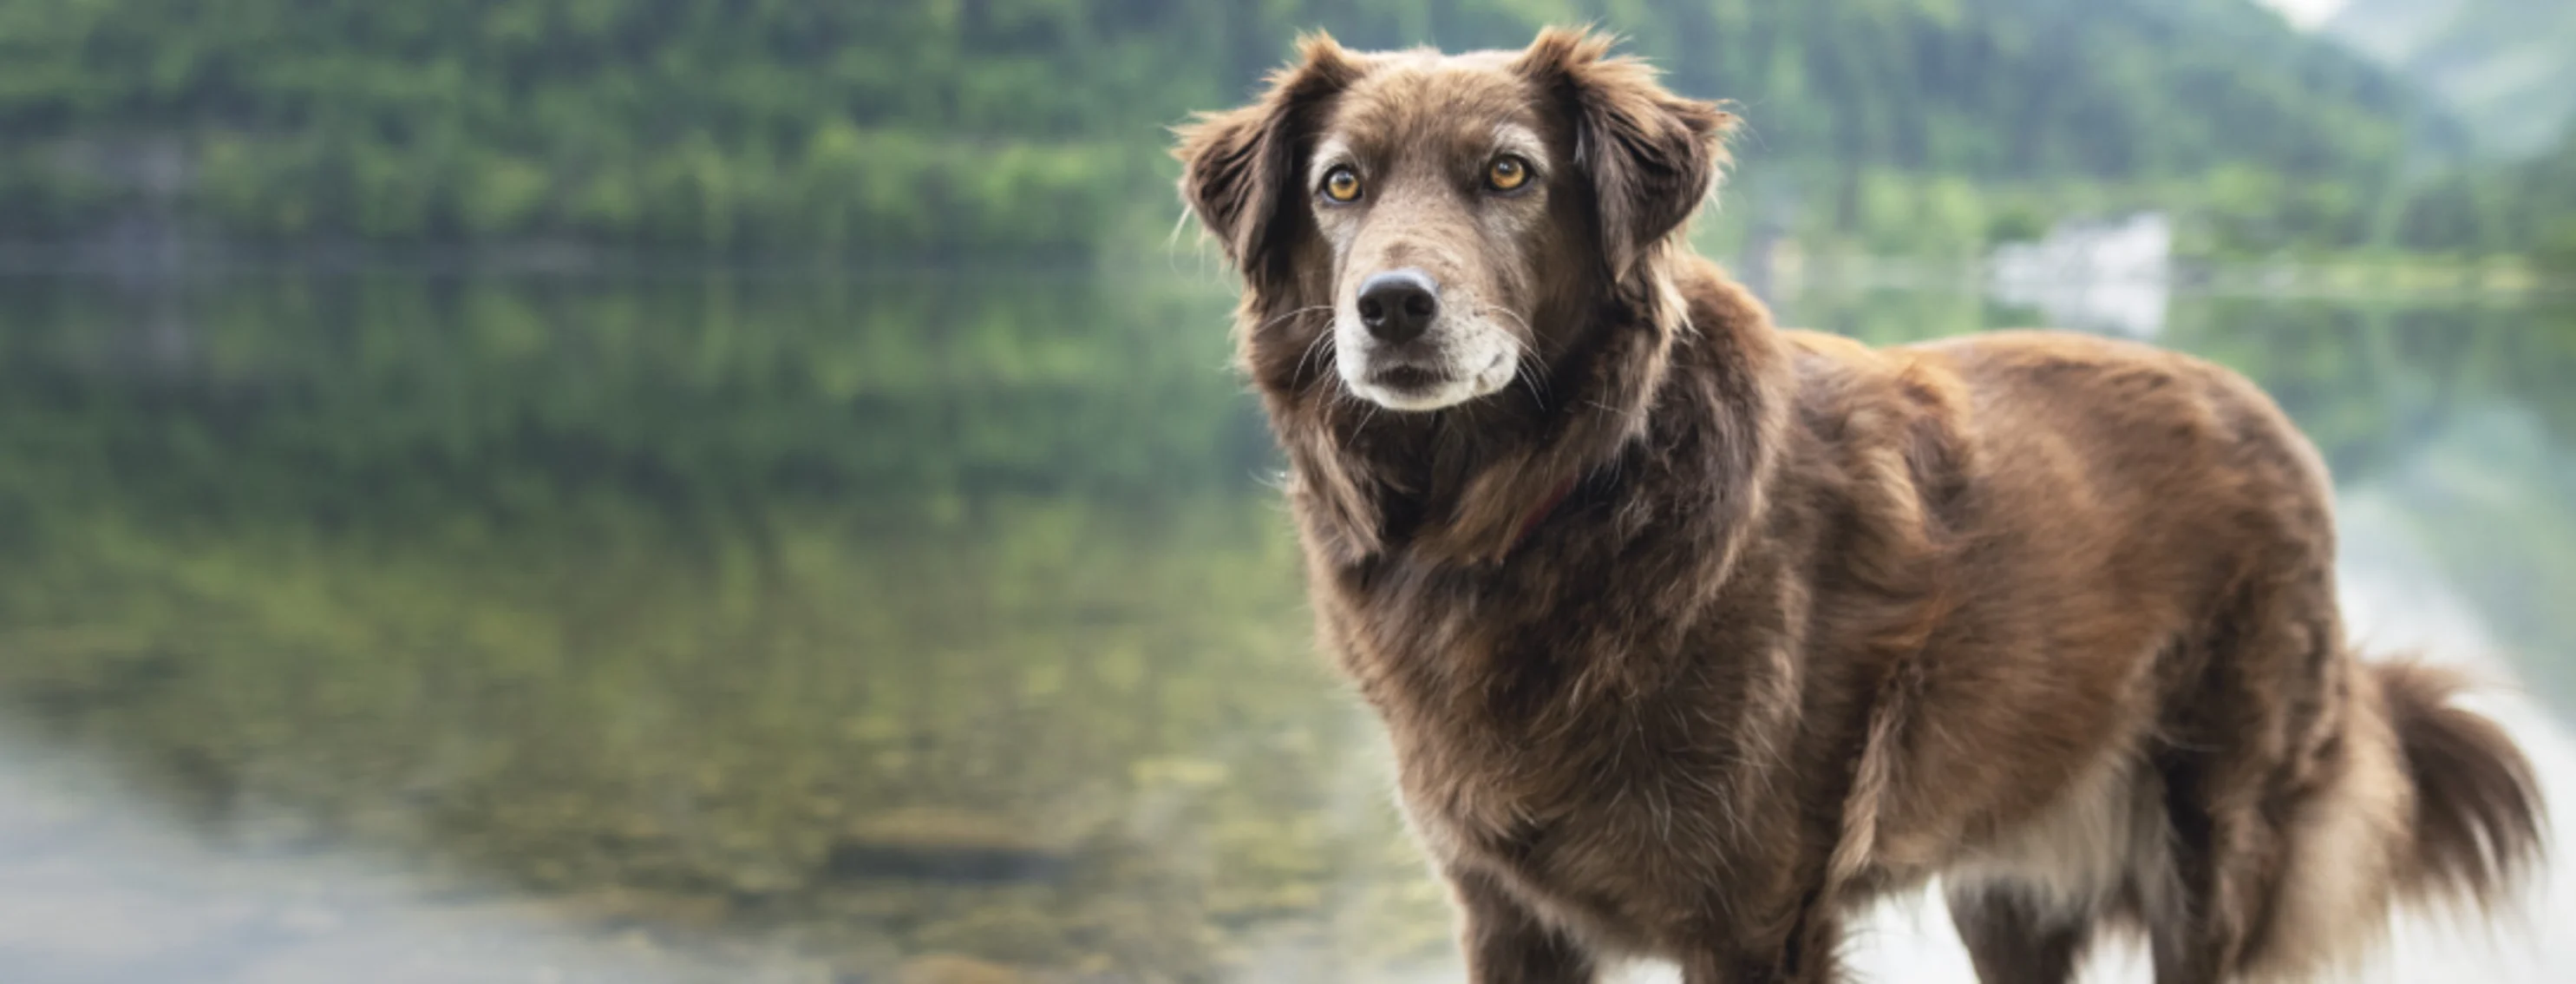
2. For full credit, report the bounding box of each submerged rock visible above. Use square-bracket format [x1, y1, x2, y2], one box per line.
[827, 809, 1072, 884]
[896, 954, 1028, 984]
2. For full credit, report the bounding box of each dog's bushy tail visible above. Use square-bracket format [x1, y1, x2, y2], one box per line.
[2375, 660, 2547, 908]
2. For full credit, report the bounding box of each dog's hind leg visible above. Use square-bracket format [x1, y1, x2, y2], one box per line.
[2144, 547, 2351, 984]
[2142, 758, 2266, 984]
[1945, 887, 2095, 984]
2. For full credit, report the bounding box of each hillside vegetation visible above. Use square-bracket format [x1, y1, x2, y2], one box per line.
[0, 0, 2543, 263]
[2331, 0, 2576, 158]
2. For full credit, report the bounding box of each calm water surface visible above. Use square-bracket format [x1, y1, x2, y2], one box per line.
[1, 272, 2571, 982]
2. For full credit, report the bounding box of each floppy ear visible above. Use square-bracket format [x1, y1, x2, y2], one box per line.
[1173, 34, 1363, 282]
[1515, 29, 1737, 280]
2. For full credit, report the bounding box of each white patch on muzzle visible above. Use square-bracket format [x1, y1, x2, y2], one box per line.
[1334, 309, 1520, 411]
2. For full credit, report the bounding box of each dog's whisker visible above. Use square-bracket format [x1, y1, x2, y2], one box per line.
[1164, 208, 1200, 277]
[1511, 349, 1552, 405]
[1256, 304, 1333, 336]
[1296, 318, 1339, 379]
[1254, 305, 1338, 382]
[1479, 307, 1554, 409]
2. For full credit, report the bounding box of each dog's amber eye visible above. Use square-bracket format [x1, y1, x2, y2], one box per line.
[1487, 155, 1531, 192]
[1321, 167, 1363, 203]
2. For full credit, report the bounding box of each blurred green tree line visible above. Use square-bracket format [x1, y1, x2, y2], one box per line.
[2390, 133, 2576, 269]
[0, 0, 2564, 265]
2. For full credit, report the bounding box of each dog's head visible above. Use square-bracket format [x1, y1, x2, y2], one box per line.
[1174, 29, 1736, 412]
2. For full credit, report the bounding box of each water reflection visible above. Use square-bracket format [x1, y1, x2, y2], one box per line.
[0, 272, 2570, 981]
[0, 732, 827, 984]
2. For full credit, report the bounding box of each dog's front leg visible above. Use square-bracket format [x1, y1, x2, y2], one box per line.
[1672, 945, 1842, 984]
[1672, 902, 1846, 984]
[1451, 868, 1598, 984]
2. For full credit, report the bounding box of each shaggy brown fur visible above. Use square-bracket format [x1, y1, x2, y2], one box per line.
[1174, 29, 2546, 984]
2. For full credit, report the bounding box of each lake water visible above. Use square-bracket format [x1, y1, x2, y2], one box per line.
[2, 271, 2571, 983]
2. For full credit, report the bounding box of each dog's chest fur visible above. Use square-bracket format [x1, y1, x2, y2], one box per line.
[1333, 541, 1814, 948]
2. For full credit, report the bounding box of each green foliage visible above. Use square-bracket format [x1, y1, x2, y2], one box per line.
[2520, 135, 2576, 272]
[2191, 164, 2372, 258]
[1984, 201, 2051, 246]
[0, 0, 1200, 259]
[2381, 128, 2576, 265]
[0, 148, 116, 236]
[0, 0, 2462, 260]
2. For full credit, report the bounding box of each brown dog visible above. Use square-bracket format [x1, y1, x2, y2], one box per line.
[1174, 28, 2545, 984]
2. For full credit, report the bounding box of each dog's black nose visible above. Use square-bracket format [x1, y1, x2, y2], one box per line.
[1357, 270, 1440, 344]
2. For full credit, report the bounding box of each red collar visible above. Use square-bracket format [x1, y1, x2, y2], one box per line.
[1509, 474, 1585, 553]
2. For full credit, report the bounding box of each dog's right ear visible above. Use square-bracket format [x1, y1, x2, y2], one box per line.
[1173, 34, 1363, 279]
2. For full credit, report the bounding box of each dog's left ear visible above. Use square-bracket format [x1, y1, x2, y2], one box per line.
[1173, 34, 1364, 283]
[1515, 29, 1737, 280]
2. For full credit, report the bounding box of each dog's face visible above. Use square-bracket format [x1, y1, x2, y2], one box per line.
[1300, 58, 1565, 410]
[1177, 30, 1735, 412]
